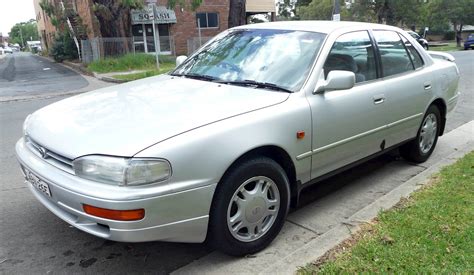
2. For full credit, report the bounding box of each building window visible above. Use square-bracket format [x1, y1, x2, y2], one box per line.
[196, 12, 219, 28]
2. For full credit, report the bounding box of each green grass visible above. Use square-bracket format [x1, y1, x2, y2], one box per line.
[429, 42, 463, 52]
[87, 53, 176, 73]
[112, 62, 175, 81]
[300, 152, 474, 274]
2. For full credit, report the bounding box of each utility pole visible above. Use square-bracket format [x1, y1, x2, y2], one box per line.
[147, 1, 160, 70]
[333, 0, 341, 21]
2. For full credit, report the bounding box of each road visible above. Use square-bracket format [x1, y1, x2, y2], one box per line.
[0, 52, 90, 98]
[0, 51, 472, 273]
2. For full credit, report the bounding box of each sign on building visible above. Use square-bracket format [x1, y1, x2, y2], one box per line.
[131, 5, 177, 24]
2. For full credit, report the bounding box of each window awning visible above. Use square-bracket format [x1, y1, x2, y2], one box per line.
[246, 0, 276, 13]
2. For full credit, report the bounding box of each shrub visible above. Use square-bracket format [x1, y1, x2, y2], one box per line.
[87, 53, 176, 73]
[443, 31, 455, 41]
[50, 32, 78, 62]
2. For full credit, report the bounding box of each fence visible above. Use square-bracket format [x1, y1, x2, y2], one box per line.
[81, 36, 175, 64]
[187, 36, 213, 56]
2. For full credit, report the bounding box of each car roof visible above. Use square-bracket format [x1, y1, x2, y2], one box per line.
[234, 20, 400, 34]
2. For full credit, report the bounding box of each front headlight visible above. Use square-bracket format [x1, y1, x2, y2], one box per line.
[73, 155, 172, 186]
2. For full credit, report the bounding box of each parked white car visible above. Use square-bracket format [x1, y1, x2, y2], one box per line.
[3, 46, 13, 54]
[16, 21, 459, 256]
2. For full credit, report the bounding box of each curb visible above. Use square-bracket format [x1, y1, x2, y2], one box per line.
[35, 55, 93, 77]
[92, 72, 127, 84]
[262, 122, 474, 274]
[35, 55, 136, 84]
[63, 60, 93, 76]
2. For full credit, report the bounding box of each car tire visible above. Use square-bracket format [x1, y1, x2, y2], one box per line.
[400, 105, 441, 163]
[208, 157, 290, 256]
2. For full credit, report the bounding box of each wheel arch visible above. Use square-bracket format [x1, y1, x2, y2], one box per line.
[430, 98, 447, 136]
[218, 145, 298, 207]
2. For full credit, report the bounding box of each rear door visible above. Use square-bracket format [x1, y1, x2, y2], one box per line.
[371, 30, 432, 147]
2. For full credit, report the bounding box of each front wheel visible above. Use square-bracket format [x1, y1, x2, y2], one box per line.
[208, 157, 290, 256]
[400, 105, 441, 163]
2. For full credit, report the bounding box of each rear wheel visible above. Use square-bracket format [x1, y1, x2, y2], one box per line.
[400, 105, 441, 163]
[208, 157, 290, 256]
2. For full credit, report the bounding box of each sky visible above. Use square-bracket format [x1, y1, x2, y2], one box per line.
[0, 0, 282, 36]
[0, 0, 36, 36]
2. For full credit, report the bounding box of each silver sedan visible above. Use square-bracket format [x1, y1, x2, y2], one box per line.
[16, 21, 459, 256]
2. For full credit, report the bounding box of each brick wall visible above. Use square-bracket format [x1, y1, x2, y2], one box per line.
[157, 0, 230, 55]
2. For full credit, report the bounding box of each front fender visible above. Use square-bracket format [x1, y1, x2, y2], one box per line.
[134, 94, 312, 195]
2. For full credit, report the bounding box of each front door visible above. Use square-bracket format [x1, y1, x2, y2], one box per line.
[307, 31, 387, 178]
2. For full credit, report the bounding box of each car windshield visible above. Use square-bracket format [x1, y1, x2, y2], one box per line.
[171, 29, 326, 92]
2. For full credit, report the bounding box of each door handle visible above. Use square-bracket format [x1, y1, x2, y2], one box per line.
[373, 95, 385, 105]
[424, 82, 432, 90]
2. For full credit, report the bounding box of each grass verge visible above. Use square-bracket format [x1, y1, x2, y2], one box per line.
[429, 42, 463, 52]
[112, 62, 175, 81]
[87, 53, 175, 73]
[300, 151, 474, 274]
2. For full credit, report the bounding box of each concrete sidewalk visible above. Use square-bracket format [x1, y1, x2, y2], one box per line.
[173, 120, 474, 275]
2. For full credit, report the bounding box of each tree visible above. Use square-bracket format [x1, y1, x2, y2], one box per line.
[429, 0, 474, 46]
[298, 0, 350, 20]
[92, 0, 143, 38]
[348, 0, 377, 22]
[8, 19, 39, 47]
[228, 0, 246, 28]
[277, 0, 296, 19]
[347, 0, 425, 30]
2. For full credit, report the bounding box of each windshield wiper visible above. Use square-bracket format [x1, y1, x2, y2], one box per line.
[170, 72, 219, 82]
[217, 80, 292, 93]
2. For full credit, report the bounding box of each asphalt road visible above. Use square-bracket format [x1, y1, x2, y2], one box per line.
[0, 52, 89, 98]
[0, 51, 472, 273]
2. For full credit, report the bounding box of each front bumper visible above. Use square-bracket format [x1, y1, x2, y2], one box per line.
[15, 138, 216, 243]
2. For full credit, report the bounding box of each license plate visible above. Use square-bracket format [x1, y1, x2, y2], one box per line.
[23, 167, 51, 197]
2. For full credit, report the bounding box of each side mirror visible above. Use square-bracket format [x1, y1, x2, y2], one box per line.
[314, 70, 355, 94]
[176, 55, 188, 67]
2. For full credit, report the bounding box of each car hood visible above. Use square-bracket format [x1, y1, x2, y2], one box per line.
[26, 75, 289, 159]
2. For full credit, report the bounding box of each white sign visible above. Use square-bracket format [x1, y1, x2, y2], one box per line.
[131, 5, 177, 24]
[332, 14, 341, 22]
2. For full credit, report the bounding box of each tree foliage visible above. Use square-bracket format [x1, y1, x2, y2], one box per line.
[50, 31, 79, 62]
[427, 0, 474, 45]
[8, 19, 39, 47]
[278, 0, 296, 19]
[298, 0, 350, 20]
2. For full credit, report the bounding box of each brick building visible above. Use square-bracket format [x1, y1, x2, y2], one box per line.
[0, 33, 9, 46]
[33, 0, 275, 57]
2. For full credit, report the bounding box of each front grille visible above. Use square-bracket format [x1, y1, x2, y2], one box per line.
[25, 136, 74, 174]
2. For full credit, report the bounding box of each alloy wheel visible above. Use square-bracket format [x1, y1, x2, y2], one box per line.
[226, 176, 280, 242]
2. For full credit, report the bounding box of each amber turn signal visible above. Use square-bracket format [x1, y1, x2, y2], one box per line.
[83, 204, 145, 221]
[297, 131, 305, 139]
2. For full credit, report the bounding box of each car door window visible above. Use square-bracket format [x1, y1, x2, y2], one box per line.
[400, 34, 424, 69]
[323, 31, 377, 83]
[373, 30, 414, 77]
